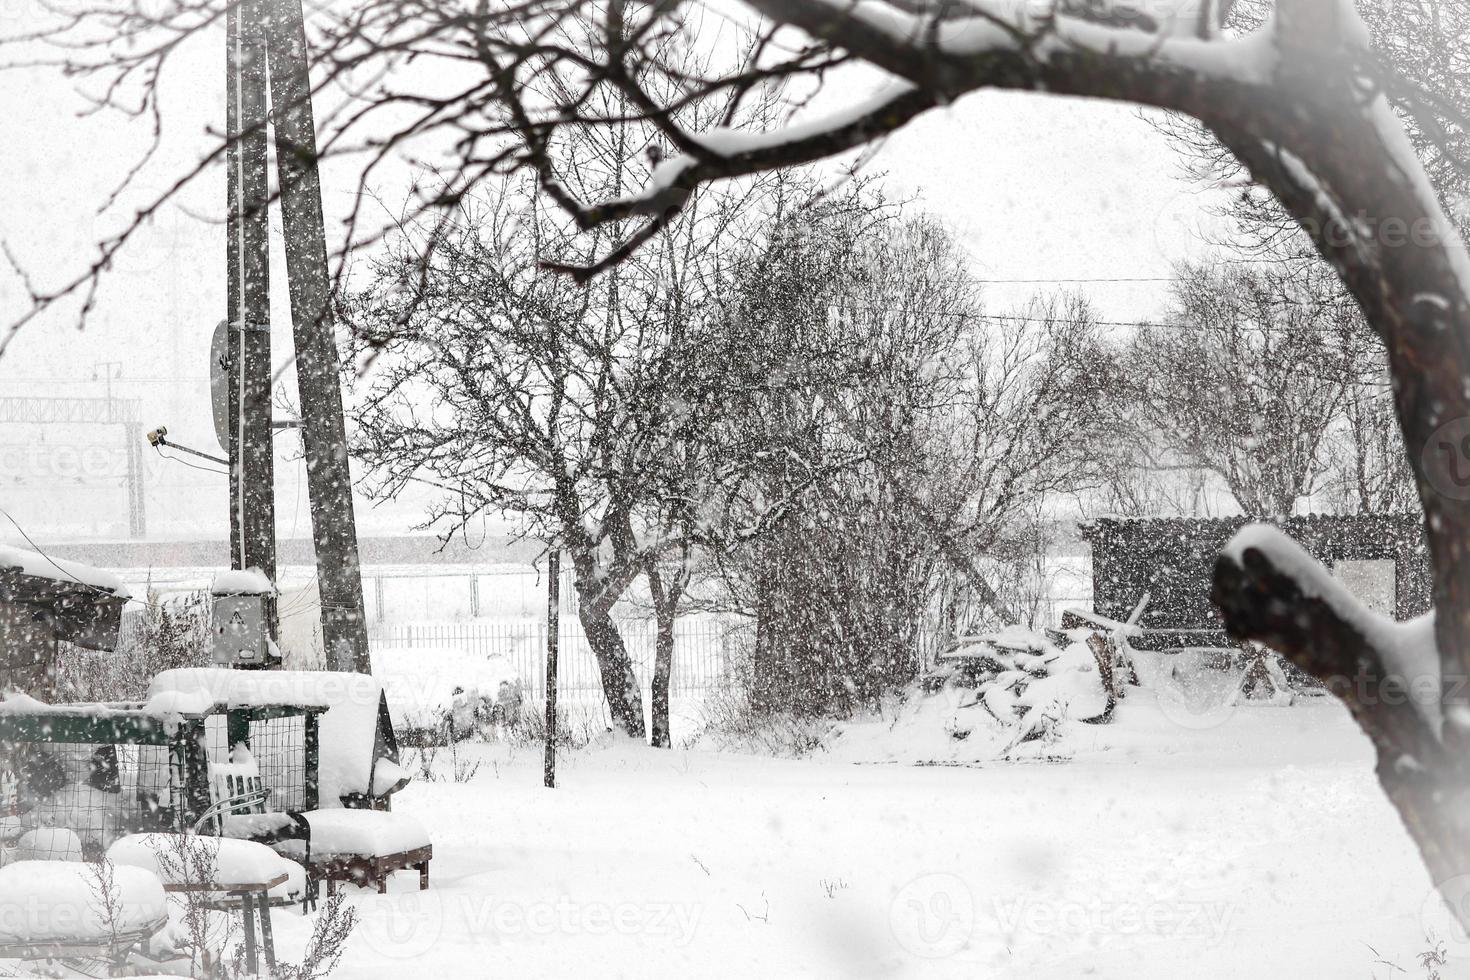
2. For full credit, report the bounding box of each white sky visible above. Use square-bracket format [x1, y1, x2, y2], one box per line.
[0, 22, 1224, 544]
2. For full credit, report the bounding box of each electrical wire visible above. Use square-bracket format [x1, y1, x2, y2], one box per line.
[153, 446, 229, 477]
[0, 504, 166, 611]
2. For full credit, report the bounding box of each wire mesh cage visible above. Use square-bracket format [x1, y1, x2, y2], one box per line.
[0, 701, 320, 862]
[200, 711, 312, 813]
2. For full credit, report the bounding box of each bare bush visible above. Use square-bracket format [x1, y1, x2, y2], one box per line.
[59, 589, 211, 703]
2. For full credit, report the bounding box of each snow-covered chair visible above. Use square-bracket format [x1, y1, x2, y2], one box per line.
[196, 750, 314, 907]
[0, 859, 168, 971]
[145, 669, 431, 895]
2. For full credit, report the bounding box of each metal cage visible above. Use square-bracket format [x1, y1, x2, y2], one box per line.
[0, 701, 320, 863]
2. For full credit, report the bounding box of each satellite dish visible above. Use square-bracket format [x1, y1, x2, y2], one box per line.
[210, 318, 230, 453]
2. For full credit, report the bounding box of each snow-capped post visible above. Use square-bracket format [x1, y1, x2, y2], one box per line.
[544, 550, 560, 790]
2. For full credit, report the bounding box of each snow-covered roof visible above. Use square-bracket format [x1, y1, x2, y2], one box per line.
[0, 543, 130, 599]
[148, 667, 375, 710]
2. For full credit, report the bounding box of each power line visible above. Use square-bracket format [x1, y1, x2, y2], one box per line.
[964, 276, 1171, 284]
[0, 504, 165, 611]
[831, 300, 1351, 332]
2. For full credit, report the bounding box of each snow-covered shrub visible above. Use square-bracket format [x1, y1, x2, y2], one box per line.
[58, 588, 211, 702]
[375, 647, 524, 744]
[499, 700, 602, 751]
[689, 684, 837, 758]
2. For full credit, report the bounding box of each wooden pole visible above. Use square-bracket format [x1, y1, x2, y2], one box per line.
[260, 0, 370, 672]
[544, 551, 560, 789]
[226, 0, 280, 645]
[224, 2, 243, 573]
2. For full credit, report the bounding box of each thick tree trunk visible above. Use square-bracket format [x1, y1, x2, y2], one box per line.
[577, 603, 644, 739]
[645, 561, 686, 749]
[1214, 528, 1470, 927]
[261, 0, 372, 673]
[650, 614, 674, 749]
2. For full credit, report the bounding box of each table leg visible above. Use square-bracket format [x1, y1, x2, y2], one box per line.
[258, 890, 276, 974]
[241, 892, 258, 976]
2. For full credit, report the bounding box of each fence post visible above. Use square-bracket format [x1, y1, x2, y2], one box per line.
[544, 551, 560, 790]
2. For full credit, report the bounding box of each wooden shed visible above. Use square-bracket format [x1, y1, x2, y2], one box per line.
[1081, 514, 1431, 650]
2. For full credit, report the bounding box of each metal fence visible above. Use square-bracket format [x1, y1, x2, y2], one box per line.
[367, 618, 738, 699]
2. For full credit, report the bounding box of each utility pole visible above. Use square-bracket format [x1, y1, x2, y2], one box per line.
[260, 0, 370, 673]
[544, 551, 560, 789]
[124, 423, 145, 538]
[226, 0, 279, 644]
[92, 362, 146, 539]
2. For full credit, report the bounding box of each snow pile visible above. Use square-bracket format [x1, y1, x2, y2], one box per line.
[108, 834, 298, 892]
[373, 647, 524, 737]
[210, 567, 276, 596]
[15, 828, 83, 862]
[283, 809, 430, 859]
[0, 543, 130, 598]
[828, 626, 1120, 764]
[0, 860, 166, 943]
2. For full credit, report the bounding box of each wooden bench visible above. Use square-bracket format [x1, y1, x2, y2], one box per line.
[314, 844, 433, 895]
[278, 809, 432, 896]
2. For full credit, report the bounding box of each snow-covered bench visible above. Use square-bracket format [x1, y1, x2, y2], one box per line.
[276, 809, 432, 894]
[0, 859, 168, 968]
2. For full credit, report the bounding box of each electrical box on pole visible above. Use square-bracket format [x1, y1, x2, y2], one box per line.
[210, 572, 280, 669]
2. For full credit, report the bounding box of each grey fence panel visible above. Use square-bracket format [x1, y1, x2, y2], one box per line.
[367, 619, 734, 700]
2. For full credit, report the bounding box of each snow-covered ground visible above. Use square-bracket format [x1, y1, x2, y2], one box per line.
[250, 691, 1460, 979]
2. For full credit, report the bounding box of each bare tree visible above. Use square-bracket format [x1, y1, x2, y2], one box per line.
[695, 193, 1114, 712]
[1123, 261, 1347, 514]
[1155, 0, 1470, 258]
[345, 174, 746, 740]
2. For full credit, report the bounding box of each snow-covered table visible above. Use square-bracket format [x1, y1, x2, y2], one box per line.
[108, 833, 304, 975]
[0, 859, 168, 968]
